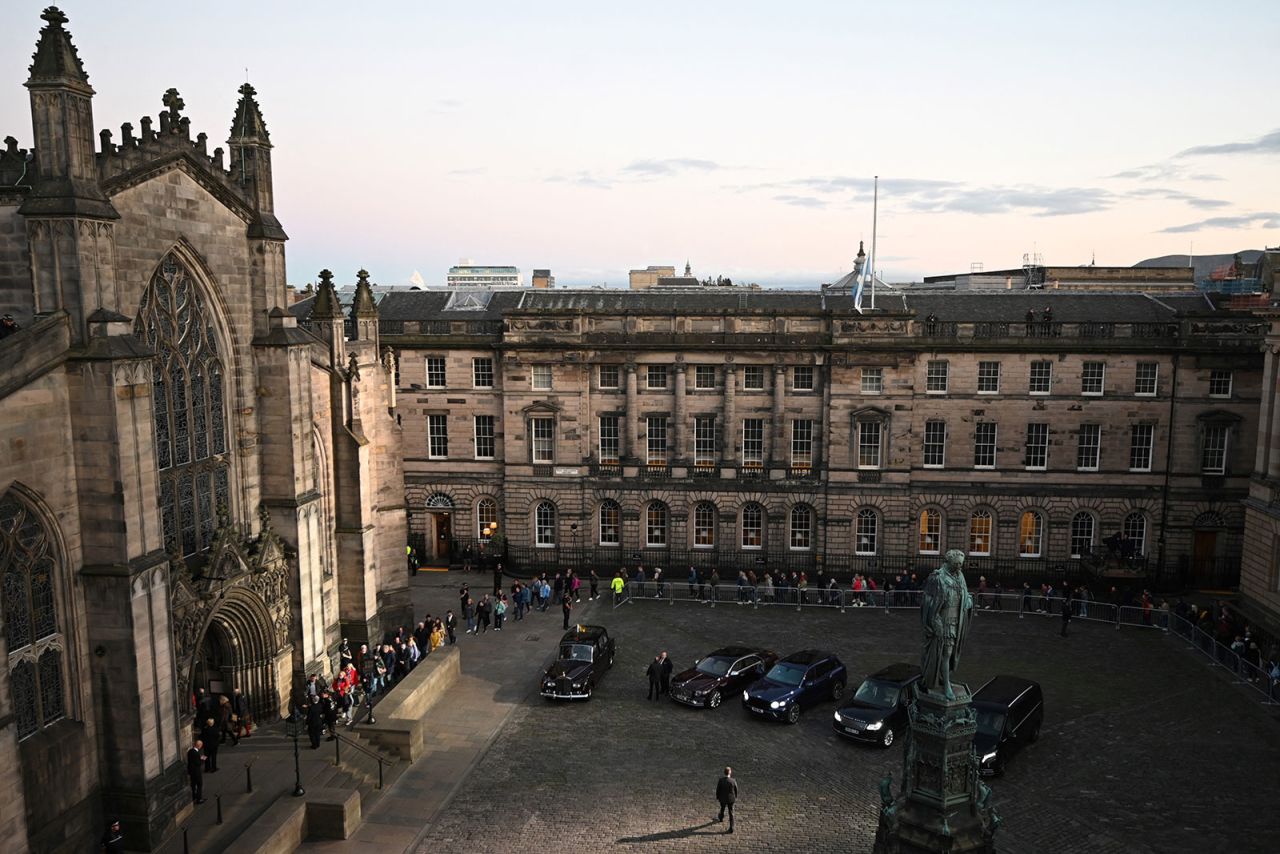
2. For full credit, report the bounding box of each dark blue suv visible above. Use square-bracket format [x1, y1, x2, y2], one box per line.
[742, 650, 847, 724]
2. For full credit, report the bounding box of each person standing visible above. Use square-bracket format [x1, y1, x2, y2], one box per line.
[187, 739, 206, 804]
[553, 572, 564, 605]
[305, 697, 324, 749]
[494, 594, 507, 631]
[571, 571, 582, 603]
[646, 654, 662, 700]
[715, 766, 738, 832]
[562, 595, 573, 631]
[659, 651, 673, 697]
[1061, 587, 1075, 637]
[199, 717, 220, 772]
[445, 610, 457, 644]
[101, 818, 126, 854]
[611, 571, 625, 606]
[463, 595, 476, 634]
[589, 569, 599, 601]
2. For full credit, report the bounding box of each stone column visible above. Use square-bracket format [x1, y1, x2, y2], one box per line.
[771, 364, 787, 467]
[624, 363, 639, 464]
[722, 364, 737, 465]
[1263, 344, 1280, 478]
[673, 363, 688, 463]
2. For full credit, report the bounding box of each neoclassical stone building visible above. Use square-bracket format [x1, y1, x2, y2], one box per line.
[367, 287, 1262, 587]
[0, 9, 406, 851]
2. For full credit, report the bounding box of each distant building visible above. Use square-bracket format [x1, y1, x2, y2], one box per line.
[531, 269, 555, 289]
[922, 263, 1195, 292]
[447, 262, 522, 288]
[629, 265, 677, 289]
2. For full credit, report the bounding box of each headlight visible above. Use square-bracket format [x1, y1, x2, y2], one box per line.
[770, 700, 783, 709]
[833, 711, 843, 723]
[571, 682, 582, 689]
[743, 691, 750, 701]
[981, 751, 997, 764]
[865, 721, 883, 731]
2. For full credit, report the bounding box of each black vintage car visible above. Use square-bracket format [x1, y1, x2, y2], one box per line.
[540, 625, 616, 700]
[669, 646, 779, 709]
[832, 663, 921, 748]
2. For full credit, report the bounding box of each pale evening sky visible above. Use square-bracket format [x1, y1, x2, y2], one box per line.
[2, 1, 1278, 287]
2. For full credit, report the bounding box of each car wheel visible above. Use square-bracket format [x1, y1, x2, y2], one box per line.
[880, 728, 895, 749]
[786, 704, 801, 725]
[830, 681, 845, 701]
[708, 690, 722, 709]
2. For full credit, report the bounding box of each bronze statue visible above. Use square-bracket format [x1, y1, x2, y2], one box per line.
[919, 548, 973, 700]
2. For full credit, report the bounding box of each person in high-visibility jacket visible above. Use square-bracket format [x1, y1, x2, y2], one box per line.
[610, 571, 626, 605]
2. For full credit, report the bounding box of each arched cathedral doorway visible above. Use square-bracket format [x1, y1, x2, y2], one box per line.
[185, 587, 284, 720]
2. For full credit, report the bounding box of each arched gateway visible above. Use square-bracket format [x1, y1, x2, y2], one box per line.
[171, 507, 294, 721]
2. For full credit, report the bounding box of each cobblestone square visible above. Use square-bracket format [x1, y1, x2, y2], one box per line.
[420, 598, 1280, 854]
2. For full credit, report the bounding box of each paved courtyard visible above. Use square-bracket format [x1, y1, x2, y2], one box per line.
[417, 596, 1280, 854]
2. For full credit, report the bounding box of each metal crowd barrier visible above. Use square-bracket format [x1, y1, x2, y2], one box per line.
[614, 580, 1280, 705]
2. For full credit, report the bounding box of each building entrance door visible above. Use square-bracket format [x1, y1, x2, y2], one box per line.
[193, 622, 233, 698]
[1191, 529, 1219, 584]
[430, 512, 452, 563]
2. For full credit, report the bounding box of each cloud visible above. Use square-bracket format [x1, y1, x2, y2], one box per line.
[1105, 162, 1223, 182]
[908, 185, 1115, 217]
[1159, 211, 1280, 233]
[772, 194, 827, 208]
[620, 158, 721, 177]
[1126, 187, 1229, 209]
[545, 170, 613, 190]
[1177, 128, 1280, 157]
[447, 167, 487, 177]
[429, 98, 464, 114]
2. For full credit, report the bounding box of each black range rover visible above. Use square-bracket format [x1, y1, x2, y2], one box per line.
[972, 674, 1044, 776]
[541, 626, 616, 700]
[832, 663, 921, 748]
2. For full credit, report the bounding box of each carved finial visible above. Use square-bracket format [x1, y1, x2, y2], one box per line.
[239, 82, 257, 98]
[98, 127, 113, 154]
[195, 131, 207, 155]
[258, 503, 272, 531]
[318, 269, 334, 288]
[120, 122, 133, 146]
[139, 115, 153, 140]
[29, 5, 89, 88]
[162, 87, 184, 120]
[41, 6, 68, 25]
[6, 136, 20, 154]
[357, 269, 370, 286]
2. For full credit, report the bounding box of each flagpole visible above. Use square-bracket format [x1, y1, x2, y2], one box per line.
[869, 175, 879, 311]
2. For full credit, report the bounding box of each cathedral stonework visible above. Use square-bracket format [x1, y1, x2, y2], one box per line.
[0, 8, 406, 851]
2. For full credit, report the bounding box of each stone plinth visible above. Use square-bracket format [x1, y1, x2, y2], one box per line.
[873, 684, 1000, 854]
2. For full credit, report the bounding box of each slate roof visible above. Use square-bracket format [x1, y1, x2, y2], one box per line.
[333, 287, 1247, 324]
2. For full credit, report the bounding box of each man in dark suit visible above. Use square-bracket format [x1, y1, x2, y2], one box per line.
[199, 717, 220, 772]
[186, 739, 205, 804]
[646, 654, 662, 700]
[658, 651, 674, 697]
[715, 766, 738, 832]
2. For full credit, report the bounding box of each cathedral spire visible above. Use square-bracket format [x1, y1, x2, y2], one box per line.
[311, 270, 343, 319]
[27, 6, 91, 94]
[351, 270, 378, 317]
[229, 82, 270, 146]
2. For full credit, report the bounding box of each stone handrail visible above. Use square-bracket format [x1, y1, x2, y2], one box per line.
[357, 645, 460, 761]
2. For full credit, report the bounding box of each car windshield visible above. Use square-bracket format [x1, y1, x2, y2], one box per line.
[559, 644, 593, 663]
[766, 663, 807, 686]
[695, 657, 734, 677]
[853, 680, 900, 709]
[975, 709, 1005, 735]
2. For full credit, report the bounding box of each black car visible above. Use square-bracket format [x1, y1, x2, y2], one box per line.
[832, 663, 921, 748]
[971, 675, 1043, 776]
[540, 626, 616, 700]
[742, 649, 847, 724]
[669, 646, 779, 709]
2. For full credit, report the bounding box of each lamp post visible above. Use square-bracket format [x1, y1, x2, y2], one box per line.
[487, 522, 502, 595]
[570, 523, 579, 570]
[285, 708, 305, 797]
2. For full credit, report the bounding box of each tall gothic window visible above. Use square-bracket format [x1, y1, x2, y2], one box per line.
[135, 254, 230, 555]
[1, 492, 67, 739]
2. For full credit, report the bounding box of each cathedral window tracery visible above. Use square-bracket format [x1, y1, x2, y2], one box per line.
[135, 253, 231, 556]
[1, 492, 67, 739]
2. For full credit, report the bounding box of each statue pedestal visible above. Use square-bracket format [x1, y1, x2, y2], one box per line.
[873, 685, 1000, 853]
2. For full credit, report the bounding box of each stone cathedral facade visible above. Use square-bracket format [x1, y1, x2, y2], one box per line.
[0, 9, 408, 851]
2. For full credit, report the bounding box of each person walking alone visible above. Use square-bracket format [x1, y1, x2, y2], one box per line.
[646, 653, 663, 700]
[715, 766, 738, 833]
[1061, 587, 1075, 637]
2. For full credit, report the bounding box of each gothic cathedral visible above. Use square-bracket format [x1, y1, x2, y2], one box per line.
[0, 9, 408, 851]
